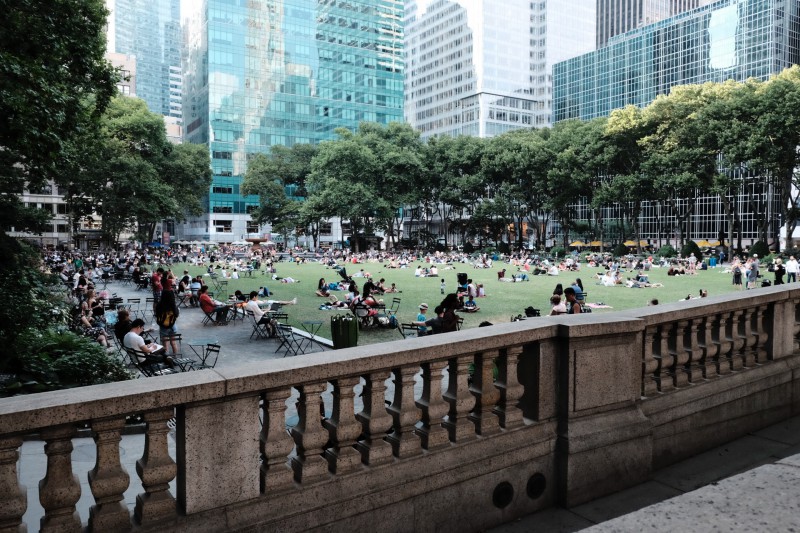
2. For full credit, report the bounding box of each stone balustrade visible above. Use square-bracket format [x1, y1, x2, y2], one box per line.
[1, 285, 799, 532]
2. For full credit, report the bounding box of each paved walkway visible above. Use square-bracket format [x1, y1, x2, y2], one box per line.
[493, 414, 800, 532]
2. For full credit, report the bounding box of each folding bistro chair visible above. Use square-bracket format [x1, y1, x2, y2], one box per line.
[248, 310, 270, 340]
[160, 333, 195, 371]
[124, 347, 179, 377]
[195, 344, 220, 369]
[387, 297, 401, 317]
[275, 324, 304, 357]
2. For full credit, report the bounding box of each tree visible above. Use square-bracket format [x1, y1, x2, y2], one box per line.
[0, 0, 118, 235]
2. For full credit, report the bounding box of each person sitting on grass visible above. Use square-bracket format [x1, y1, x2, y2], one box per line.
[461, 295, 480, 312]
[316, 278, 330, 297]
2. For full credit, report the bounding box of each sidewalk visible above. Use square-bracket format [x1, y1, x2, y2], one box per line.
[493, 414, 800, 532]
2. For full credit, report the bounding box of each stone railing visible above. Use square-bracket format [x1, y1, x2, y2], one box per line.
[1, 285, 799, 532]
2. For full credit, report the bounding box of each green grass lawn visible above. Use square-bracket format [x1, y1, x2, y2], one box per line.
[174, 259, 751, 346]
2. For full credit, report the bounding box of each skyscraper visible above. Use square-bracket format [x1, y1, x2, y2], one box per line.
[181, 0, 404, 241]
[596, 0, 716, 47]
[404, 0, 595, 139]
[105, 0, 182, 121]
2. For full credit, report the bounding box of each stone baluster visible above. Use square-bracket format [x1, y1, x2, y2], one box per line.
[0, 436, 26, 533]
[323, 377, 363, 474]
[356, 371, 394, 466]
[386, 365, 423, 458]
[88, 418, 131, 532]
[753, 305, 769, 363]
[715, 313, 732, 375]
[793, 302, 800, 352]
[739, 307, 756, 367]
[469, 349, 501, 436]
[134, 409, 176, 526]
[642, 327, 660, 396]
[683, 319, 703, 383]
[290, 382, 331, 484]
[655, 323, 675, 392]
[260, 388, 294, 493]
[39, 425, 81, 532]
[415, 360, 451, 450]
[494, 345, 526, 429]
[698, 316, 718, 379]
[729, 310, 745, 371]
[443, 354, 476, 443]
[672, 320, 690, 387]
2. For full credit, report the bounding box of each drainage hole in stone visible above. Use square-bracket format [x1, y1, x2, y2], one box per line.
[527, 473, 546, 499]
[492, 481, 514, 509]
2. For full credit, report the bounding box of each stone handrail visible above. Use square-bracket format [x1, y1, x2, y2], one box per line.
[0, 284, 798, 532]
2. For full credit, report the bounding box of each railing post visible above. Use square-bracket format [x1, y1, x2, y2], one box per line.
[673, 320, 690, 386]
[291, 382, 331, 484]
[698, 316, 718, 379]
[729, 310, 745, 371]
[739, 307, 756, 368]
[39, 424, 81, 532]
[386, 365, 423, 458]
[323, 377, 362, 474]
[355, 371, 394, 466]
[135, 409, 176, 526]
[642, 327, 660, 396]
[684, 319, 703, 383]
[0, 436, 26, 533]
[88, 418, 131, 532]
[469, 349, 501, 436]
[495, 345, 525, 429]
[415, 360, 450, 450]
[443, 355, 476, 443]
[656, 323, 675, 391]
[753, 305, 769, 363]
[715, 313, 732, 375]
[261, 388, 295, 493]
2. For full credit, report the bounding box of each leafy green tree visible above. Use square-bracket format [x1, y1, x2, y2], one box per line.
[0, 0, 118, 235]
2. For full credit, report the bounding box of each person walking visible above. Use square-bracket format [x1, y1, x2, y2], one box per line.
[786, 256, 798, 283]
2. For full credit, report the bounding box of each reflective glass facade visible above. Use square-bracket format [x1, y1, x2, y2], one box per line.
[596, 0, 715, 47]
[554, 0, 800, 245]
[106, 0, 183, 119]
[404, 0, 595, 138]
[554, 0, 800, 122]
[182, 0, 404, 241]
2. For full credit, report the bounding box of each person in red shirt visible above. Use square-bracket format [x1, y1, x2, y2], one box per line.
[151, 267, 164, 315]
[198, 285, 230, 325]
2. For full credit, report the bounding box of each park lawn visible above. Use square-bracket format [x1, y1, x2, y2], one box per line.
[175, 260, 749, 346]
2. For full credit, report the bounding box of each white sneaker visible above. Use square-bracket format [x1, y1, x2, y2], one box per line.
[291, 297, 297, 305]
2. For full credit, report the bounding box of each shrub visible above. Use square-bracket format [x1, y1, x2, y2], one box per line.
[550, 246, 566, 259]
[681, 240, 702, 259]
[750, 240, 770, 258]
[463, 242, 475, 254]
[656, 244, 677, 258]
[497, 242, 511, 254]
[613, 243, 629, 257]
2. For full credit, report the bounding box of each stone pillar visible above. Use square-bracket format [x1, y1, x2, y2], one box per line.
[469, 349, 501, 436]
[556, 320, 652, 507]
[39, 425, 81, 533]
[739, 307, 756, 368]
[642, 327, 659, 397]
[0, 436, 26, 533]
[683, 319, 703, 383]
[355, 371, 394, 466]
[698, 316, 718, 379]
[673, 320, 690, 387]
[323, 377, 363, 474]
[88, 418, 131, 532]
[729, 310, 745, 371]
[753, 305, 769, 363]
[260, 388, 294, 493]
[386, 365, 423, 458]
[655, 324, 675, 392]
[494, 345, 525, 429]
[415, 360, 451, 450]
[179, 395, 260, 513]
[715, 313, 732, 375]
[443, 355, 476, 443]
[135, 409, 176, 526]
[291, 382, 331, 484]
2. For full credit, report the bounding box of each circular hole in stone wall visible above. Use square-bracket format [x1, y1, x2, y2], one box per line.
[492, 481, 514, 509]
[527, 473, 546, 499]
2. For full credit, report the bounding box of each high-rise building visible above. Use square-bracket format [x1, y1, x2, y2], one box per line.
[105, 0, 182, 121]
[404, 0, 595, 138]
[181, 0, 404, 242]
[553, 0, 800, 246]
[596, 0, 716, 48]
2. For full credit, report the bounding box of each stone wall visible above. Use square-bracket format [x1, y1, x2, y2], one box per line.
[1, 285, 799, 532]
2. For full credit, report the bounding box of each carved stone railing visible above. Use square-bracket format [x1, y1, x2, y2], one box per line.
[1, 284, 799, 532]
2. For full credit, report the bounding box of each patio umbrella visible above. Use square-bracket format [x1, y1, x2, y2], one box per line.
[569, 241, 586, 247]
[623, 240, 637, 246]
[709, 240, 721, 247]
[695, 240, 712, 247]
[589, 240, 603, 247]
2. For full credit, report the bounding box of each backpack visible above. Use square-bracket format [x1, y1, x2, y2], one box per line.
[388, 314, 398, 329]
[156, 308, 177, 328]
[524, 306, 540, 317]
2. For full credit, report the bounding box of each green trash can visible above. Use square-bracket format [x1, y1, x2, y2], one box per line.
[331, 315, 358, 349]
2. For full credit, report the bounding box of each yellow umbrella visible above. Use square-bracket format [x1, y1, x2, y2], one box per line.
[639, 240, 648, 246]
[589, 240, 603, 247]
[708, 240, 721, 247]
[623, 240, 637, 246]
[695, 240, 711, 247]
[569, 241, 586, 247]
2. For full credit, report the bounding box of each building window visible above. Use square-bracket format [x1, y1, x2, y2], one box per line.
[212, 186, 233, 194]
[212, 206, 232, 213]
[213, 220, 232, 233]
[246, 222, 259, 233]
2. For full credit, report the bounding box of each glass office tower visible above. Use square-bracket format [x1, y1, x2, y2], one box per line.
[181, 0, 404, 241]
[404, 0, 595, 138]
[596, 0, 716, 47]
[106, 0, 183, 120]
[554, 0, 800, 122]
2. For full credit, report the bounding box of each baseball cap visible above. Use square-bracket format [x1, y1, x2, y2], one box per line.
[419, 303, 428, 310]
